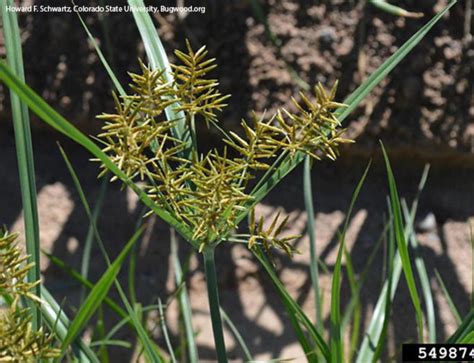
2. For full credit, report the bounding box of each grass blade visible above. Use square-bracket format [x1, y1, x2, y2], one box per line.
[171, 229, 198, 363]
[402, 199, 436, 342]
[0, 62, 196, 248]
[128, 0, 191, 153]
[330, 162, 371, 363]
[357, 249, 402, 362]
[287, 307, 318, 363]
[458, 330, 474, 344]
[220, 307, 253, 362]
[303, 156, 323, 331]
[446, 310, 473, 343]
[89, 340, 132, 349]
[343, 246, 362, 363]
[61, 227, 143, 354]
[371, 204, 396, 363]
[75, 11, 126, 96]
[158, 299, 177, 363]
[40, 287, 99, 363]
[341, 220, 389, 333]
[1, 0, 41, 327]
[435, 270, 462, 324]
[381, 143, 424, 342]
[80, 175, 109, 304]
[58, 145, 164, 363]
[254, 247, 330, 361]
[356, 175, 425, 362]
[401, 164, 436, 342]
[103, 303, 160, 342]
[43, 251, 128, 320]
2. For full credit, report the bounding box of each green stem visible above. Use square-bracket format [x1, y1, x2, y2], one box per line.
[303, 156, 323, 331]
[203, 247, 228, 363]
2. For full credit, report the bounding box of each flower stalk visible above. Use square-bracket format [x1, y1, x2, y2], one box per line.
[203, 246, 228, 362]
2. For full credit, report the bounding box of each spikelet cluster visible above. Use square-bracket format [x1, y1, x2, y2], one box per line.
[97, 40, 352, 253]
[248, 210, 301, 259]
[0, 230, 60, 361]
[0, 230, 39, 302]
[0, 299, 59, 362]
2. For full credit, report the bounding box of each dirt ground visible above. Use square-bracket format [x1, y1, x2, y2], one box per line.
[0, 0, 473, 361]
[1, 0, 472, 152]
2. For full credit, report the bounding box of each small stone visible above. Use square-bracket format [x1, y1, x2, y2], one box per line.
[416, 212, 437, 232]
[318, 27, 336, 49]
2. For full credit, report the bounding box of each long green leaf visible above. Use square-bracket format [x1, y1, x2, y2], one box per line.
[103, 303, 161, 343]
[171, 229, 198, 363]
[459, 330, 474, 344]
[254, 248, 330, 361]
[0, 61, 196, 248]
[330, 162, 371, 363]
[404, 165, 436, 342]
[1, 0, 41, 327]
[76, 11, 126, 96]
[43, 251, 128, 321]
[128, 205, 147, 306]
[446, 310, 474, 343]
[287, 306, 318, 363]
[89, 340, 132, 349]
[80, 175, 109, 303]
[158, 299, 177, 363]
[356, 185, 423, 362]
[381, 143, 424, 342]
[341, 220, 389, 333]
[61, 227, 143, 353]
[371, 203, 395, 363]
[220, 308, 253, 362]
[402, 199, 436, 342]
[303, 156, 323, 332]
[58, 145, 164, 363]
[343, 245, 361, 363]
[435, 270, 462, 324]
[40, 287, 99, 363]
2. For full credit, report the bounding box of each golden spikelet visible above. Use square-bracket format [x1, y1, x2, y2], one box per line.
[0, 230, 39, 302]
[248, 209, 301, 258]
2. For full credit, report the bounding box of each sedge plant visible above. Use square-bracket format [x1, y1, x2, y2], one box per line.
[93, 39, 351, 362]
[1, 0, 471, 362]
